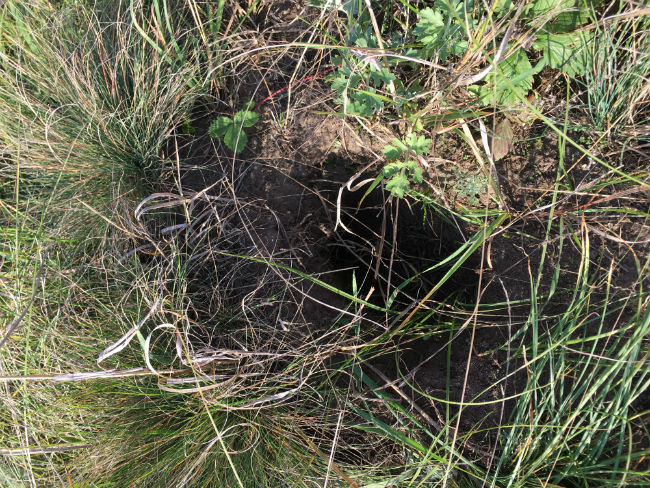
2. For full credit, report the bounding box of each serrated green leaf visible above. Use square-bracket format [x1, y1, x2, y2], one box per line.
[331, 74, 349, 93]
[405, 133, 432, 155]
[331, 66, 354, 92]
[414, 7, 467, 62]
[369, 66, 396, 86]
[386, 172, 410, 198]
[208, 117, 232, 138]
[493, 0, 514, 17]
[382, 138, 407, 160]
[244, 111, 259, 127]
[233, 109, 258, 128]
[501, 49, 534, 88]
[346, 99, 374, 117]
[383, 161, 404, 177]
[413, 8, 444, 47]
[550, 10, 590, 33]
[438, 0, 477, 27]
[403, 160, 423, 183]
[332, 69, 362, 94]
[345, 89, 383, 116]
[382, 145, 403, 160]
[405, 160, 418, 172]
[223, 126, 248, 153]
[412, 166, 423, 184]
[451, 38, 469, 58]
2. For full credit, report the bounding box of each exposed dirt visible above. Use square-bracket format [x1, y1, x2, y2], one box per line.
[153, 0, 650, 469]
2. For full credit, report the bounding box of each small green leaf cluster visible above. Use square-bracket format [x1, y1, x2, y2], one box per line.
[453, 168, 488, 205]
[208, 102, 258, 153]
[331, 54, 396, 117]
[381, 134, 431, 198]
[329, 27, 400, 118]
[413, 0, 476, 62]
[414, 0, 596, 106]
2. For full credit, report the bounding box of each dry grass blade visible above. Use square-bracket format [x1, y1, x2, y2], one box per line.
[0, 444, 91, 456]
[96, 298, 161, 365]
[0, 245, 49, 350]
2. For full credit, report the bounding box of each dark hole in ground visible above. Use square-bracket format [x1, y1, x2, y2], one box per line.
[154, 94, 512, 448]
[332, 179, 481, 309]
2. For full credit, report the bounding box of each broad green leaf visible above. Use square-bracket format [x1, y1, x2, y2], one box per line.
[550, 8, 592, 33]
[208, 117, 231, 138]
[223, 126, 248, 153]
[534, 31, 592, 76]
[528, 0, 574, 17]
[243, 111, 259, 127]
[233, 109, 258, 128]
[472, 48, 535, 106]
[529, 0, 594, 33]
[499, 49, 534, 99]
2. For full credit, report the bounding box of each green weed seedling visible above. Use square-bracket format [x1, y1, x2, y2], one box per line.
[381, 133, 431, 198]
[330, 55, 395, 117]
[209, 102, 258, 153]
[453, 167, 488, 205]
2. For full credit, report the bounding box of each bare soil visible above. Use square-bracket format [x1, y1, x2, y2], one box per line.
[154, 0, 649, 463]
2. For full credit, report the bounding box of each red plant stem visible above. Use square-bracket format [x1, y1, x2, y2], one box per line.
[253, 65, 338, 111]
